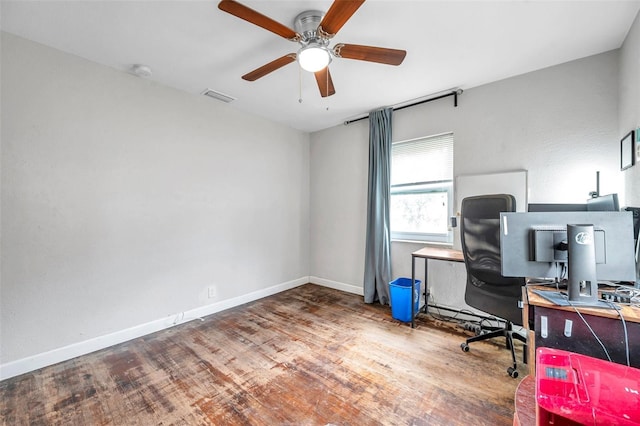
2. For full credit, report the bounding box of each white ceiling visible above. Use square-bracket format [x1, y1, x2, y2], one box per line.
[2, 0, 639, 133]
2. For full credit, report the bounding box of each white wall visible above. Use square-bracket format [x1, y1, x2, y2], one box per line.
[0, 33, 310, 368]
[620, 11, 640, 206]
[309, 121, 369, 293]
[310, 49, 623, 313]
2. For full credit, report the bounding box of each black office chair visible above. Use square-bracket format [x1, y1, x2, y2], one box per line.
[459, 194, 527, 378]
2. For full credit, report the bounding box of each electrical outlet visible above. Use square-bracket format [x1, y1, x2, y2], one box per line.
[208, 286, 217, 299]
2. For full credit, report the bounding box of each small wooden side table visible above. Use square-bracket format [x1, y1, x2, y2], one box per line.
[512, 375, 535, 426]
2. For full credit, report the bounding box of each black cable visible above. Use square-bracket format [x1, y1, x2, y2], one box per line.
[606, 300, 631, 367]
[565, 296, 612, 362]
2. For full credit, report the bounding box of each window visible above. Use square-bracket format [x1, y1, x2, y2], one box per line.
[390, 132, 454, 243]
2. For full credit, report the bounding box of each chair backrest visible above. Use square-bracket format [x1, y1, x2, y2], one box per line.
[460, 194, 525, 325]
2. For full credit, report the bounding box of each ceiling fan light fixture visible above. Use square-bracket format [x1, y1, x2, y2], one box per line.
[298, 44, 331, 73]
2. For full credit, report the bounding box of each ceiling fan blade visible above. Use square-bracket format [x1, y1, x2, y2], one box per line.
[318, 0, 365, 38]
[218, 0, 300, 41]
[242, 54, 297, 81]
[333, 43, 406, 66]
[314, 67, 336, 97]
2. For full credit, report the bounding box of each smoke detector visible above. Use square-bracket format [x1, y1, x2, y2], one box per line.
[131, 64, 152, 78]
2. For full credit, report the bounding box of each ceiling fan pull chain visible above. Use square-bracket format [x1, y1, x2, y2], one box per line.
[298, 65, 303, 103]
[325, 70, 330, 110]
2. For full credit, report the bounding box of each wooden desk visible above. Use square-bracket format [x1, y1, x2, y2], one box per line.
[523, 286, 640, 376]
[410, 247, 464, 328]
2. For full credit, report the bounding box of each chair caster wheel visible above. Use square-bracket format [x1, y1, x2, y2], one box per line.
[507, 367, 518, 378]
[460, 343, 469, 352]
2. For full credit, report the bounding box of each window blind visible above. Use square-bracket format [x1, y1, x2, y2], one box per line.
[391, 132, 453, 186]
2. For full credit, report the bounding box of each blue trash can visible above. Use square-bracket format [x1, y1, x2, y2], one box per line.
[389, 278, 421, 322]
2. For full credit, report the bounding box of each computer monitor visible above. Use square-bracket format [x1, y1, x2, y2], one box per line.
[500, 211, 637, 304]
[586, 193, 619, 211]
[624, 207, 640, 257]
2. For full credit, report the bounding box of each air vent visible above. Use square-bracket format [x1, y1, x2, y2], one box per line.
[201, 88, 236, 103]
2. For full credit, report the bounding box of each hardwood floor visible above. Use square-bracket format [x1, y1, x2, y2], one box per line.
[1, 284, 526, 425]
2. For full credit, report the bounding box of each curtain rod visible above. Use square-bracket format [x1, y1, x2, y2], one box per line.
[343, 89, 463, 126]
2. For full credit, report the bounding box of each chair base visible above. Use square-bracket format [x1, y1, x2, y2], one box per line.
[460, 321, 527, 378]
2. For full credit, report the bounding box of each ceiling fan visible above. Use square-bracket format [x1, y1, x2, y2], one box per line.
[218, 0, 407, 97]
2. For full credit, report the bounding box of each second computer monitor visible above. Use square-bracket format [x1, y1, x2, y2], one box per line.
[586, 193, 620, 211]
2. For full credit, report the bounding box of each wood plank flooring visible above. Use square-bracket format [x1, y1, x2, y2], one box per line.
[1, 284, 526, 425]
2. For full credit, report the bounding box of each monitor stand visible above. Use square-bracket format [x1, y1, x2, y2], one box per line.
[534, 224, 616, 309]
[567, 224, 599, 304]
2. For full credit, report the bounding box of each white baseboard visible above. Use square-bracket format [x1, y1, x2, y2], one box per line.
[310, 276, 364, 296]
[0, 277, 309, 381]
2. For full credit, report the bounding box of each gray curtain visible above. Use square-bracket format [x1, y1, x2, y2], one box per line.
[364, 108, 392, 304]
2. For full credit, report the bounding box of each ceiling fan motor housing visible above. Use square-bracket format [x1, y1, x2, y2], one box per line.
[294, 10, 327, 46]
[294, 10, 332, 72]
